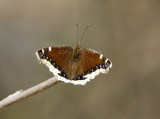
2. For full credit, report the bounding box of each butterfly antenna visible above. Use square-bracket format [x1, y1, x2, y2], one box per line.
[76, 22, 79, 45]
[80, 24, 90, 43]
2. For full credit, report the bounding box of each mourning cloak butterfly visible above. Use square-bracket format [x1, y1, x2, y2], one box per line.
[36, 42, 112, 85]
[36, 25, 112, 85]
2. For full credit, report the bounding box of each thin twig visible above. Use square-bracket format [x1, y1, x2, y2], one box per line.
[0, 76, 61, 110]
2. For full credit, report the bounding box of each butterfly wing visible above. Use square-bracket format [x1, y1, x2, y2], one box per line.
[80, 48, 112, 82]
[36, 46, 73, 80]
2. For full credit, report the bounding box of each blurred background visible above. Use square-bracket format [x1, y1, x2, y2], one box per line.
[0, 0, 160, 119]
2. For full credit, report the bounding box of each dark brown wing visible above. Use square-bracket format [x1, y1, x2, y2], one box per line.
[44, 46, 73, 70]
[36, 46, 73, 79]
[81, 49, 106, 74]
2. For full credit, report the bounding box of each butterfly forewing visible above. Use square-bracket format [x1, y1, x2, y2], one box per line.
[81, 49, 105, 73]
[45, 46, 73, 69]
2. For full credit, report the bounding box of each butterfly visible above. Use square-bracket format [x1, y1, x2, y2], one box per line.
[36, 24, 112, 85]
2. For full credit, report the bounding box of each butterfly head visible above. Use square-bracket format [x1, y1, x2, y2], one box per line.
[73, 42, 82, 60]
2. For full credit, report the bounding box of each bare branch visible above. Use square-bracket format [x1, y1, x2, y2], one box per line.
[0, 77, 61, 110]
